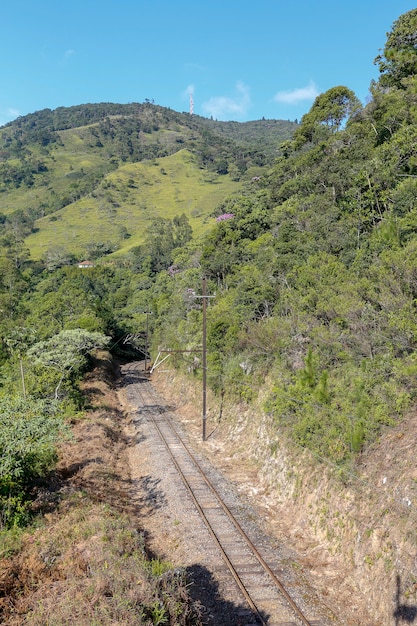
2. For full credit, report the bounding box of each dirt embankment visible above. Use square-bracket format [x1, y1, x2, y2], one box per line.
[151, 367, 417, 626]
[0, 355, 202, 625]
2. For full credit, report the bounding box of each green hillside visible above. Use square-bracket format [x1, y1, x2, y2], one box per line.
[199, 117, 299, 160]
[24, 149, 241, 260]
[0, 102, 295, 261]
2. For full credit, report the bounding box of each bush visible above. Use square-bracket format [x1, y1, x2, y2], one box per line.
[266, 350, 409, 465]
[0, 397, 69, 529]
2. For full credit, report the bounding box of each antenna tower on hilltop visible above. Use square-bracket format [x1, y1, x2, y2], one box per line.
[190, 91, 194, 115]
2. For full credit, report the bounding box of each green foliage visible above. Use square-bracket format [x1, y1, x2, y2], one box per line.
[221, 355, 258, 402]
[0, 400, 59, 481]
[0, 256, 28, 321]
[198, 117, 299, 162]
[21, 265, 124, 338]
[0, 103, 294, 261]
[200, 194, 271, 284]
[4, 327, 37, 356]
[0, 397, 68, 529]
[266, 348, 411, 465]
[27, 329, 110, 399]
[294, 86, 361, 146]
[374, 9, 417, 88]
[138, 214, 193, 274]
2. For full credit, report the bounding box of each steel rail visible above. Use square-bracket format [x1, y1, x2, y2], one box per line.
[129, 365, 315, 626]
[148, 400, 265, 624]
[160, 400, 313, 626]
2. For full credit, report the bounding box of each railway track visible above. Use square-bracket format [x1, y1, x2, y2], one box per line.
[123, 362, 332, 626]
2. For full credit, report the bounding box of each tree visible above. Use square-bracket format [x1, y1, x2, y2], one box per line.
[0, 256, 27, 319]
[374, 9, 417, 88]
[294, 86, 361, 146]
[144, 217, 175, 274]
[44, 246, 76, 271]
[27, 329, 109, 399]
[173, 213, 193, 248]
[4, 327, 37, 399]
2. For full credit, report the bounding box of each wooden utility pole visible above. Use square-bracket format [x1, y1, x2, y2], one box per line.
[192, 277, 214, 441]
[145, 310, 149, 373]
[156, 278, 213, 440]
[202, 277, 207, 441]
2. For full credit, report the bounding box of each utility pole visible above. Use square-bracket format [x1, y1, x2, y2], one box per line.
[144, 310, 149, 373]
[155, 279, 213, 440]
[202, 277, 207, 441]
[193, 277, 214, 441]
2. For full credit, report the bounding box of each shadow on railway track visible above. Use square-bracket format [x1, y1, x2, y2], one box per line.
[394, 574, 417, 625]
[127, 421, 147, 446]
[186, 563, 269, 626]
[130, 474, 167, 511]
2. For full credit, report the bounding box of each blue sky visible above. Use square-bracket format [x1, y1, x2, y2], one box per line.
[1, 1, 416, 126]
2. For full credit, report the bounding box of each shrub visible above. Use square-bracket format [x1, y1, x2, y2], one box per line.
[0, 397, 68, 529]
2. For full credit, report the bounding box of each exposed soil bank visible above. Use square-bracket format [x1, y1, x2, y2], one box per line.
[151, 366, 417, 626]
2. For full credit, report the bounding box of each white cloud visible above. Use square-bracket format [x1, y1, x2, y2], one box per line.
[0, 108, 20, 127]
[274, 81, 319, 105]
[202, 82, 251, 120]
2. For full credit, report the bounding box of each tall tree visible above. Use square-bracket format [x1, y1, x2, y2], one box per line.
[374, 8, 417, 88]
[173, 213, 193, 248]
[293, 86, 361, 146]
[4, 327, 37, 399]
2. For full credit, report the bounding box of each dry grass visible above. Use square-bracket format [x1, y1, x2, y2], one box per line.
[0, 354, 202, 625]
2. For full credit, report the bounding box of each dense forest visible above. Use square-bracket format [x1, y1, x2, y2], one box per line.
[1, 8, 417, 536]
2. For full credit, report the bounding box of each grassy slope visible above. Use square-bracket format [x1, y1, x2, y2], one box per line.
[0, 104, 297, 261]
[25, 149, 241, 259]
[0, 127, 110, 215]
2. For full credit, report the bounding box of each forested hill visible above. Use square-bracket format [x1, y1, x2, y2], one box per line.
[1, 6, 417, 548]
[2, 103, 297, 160]
[0, 102, 296, 261]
